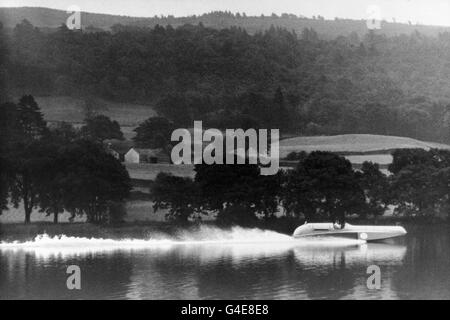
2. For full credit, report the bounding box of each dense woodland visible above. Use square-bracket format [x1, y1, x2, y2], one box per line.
[2, 18, 450, 142]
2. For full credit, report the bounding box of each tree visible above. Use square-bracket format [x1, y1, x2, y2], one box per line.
[4, 138, 52, 224]
[47, 121, 78, 144]
[272, 87, 290, 129]
[0, 103, 20, 213]
[0, 102, 23, 145]
[285, 151, 308, 161]
[3, 97, 48, 223]
[194, 163, 280, 224]
[155, 94, 193, 127]
[8, 139, 54, 223]
[389, 148, 435, 175]
[12, 19, 43, 65]
[390, 163, 440, 216]
[80, 115, 123, 143]
[152, 173, 200, 222]
[356, 161, 390, 217]
[282, 152, 366, 224]
[0, 101, 19, 216]
[37, 167, 63, 223]
[0, 22, 7, 104]
[0, 156, 9, 214]
[36, 139, 69, 224]
[17, 95, 47, 140]
[397, 107, 431, 139]
[0, 97, 46, 146]
[133, 117, 174, 149]
[362, 103, 394, 135]
[434, 166, 450, 220]
[389, 149, 450, 217]
[60, 140, 131, 224]
[301, 28, 318, 42]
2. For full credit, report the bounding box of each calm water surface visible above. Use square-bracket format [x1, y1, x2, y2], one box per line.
[0, 224, 449, 300]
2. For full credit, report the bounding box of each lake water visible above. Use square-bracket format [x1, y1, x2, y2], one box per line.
[0, 224, 449, 300]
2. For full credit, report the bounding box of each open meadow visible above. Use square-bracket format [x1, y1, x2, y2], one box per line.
[33, 96, 157, 139]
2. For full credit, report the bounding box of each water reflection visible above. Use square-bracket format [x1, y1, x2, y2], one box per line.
[392, 225, 450, 299]
[293, 243, 407, 266]
[0, 231, 410, 299]
[0, 251, 134, 299]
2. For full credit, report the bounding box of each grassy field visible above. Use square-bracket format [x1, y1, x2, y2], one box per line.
[344, 154, 393, 165]
[35, 96, 157, 126]
[280, 134, 450, 159]
[33, 96, 157, 139]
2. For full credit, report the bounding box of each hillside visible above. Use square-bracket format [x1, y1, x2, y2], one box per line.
[0, 7, 144, 30]
[1, 7, 450, 38]
[4, 8, 450, 145]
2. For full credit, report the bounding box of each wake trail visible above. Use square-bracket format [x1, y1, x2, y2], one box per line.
[0, 226, 366, 251]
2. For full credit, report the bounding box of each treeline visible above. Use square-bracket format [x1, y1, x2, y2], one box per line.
[0, 95, 131, 224]
[4, 20, 450, 141]
[152, 149, 450, 224]
[127, 11, 450, 39]
[2, 8, 448, 38]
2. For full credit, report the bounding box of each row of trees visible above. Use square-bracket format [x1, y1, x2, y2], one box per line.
[0, 95, 131, 224]
[389, 149, 450, 217]
[5, 20, 450, 141]
[2, 97, 449, 226]
[1, 22, 9, 213]
[152, 150, 450, 224]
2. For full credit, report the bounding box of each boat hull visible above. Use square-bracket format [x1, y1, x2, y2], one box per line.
[292, 223, 407, 241]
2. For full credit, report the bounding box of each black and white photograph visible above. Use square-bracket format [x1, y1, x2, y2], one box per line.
[0, 0, 450, 304]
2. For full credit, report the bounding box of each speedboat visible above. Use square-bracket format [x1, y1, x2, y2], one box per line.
[292, 222, 407, 241]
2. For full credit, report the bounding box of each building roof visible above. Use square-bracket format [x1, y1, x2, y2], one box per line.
[105, 139, 134, 155]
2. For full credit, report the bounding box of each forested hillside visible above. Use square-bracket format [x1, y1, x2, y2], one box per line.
[3, 15, 450, 142]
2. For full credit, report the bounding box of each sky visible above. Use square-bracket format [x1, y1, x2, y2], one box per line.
[2, 0, 450, 26]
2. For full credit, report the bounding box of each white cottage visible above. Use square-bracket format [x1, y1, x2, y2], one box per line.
[124, 148, 170, 164]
